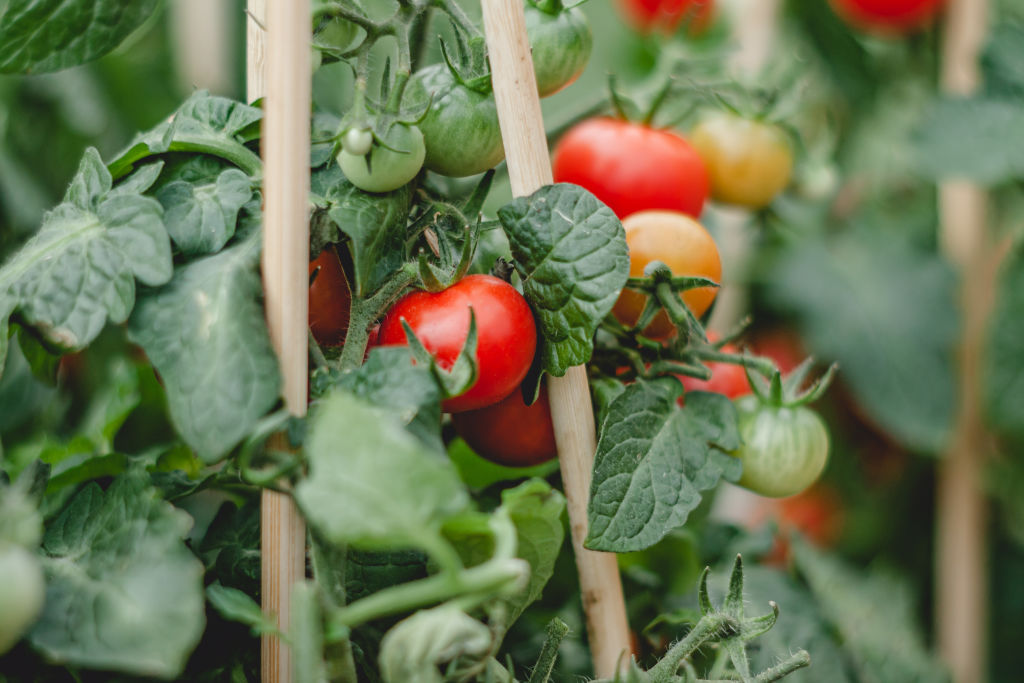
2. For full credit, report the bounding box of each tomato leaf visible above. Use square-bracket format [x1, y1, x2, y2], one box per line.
[127, 224, 281, 463]
[29, 473, 205, 679]
[206, 583, 281, 638]
[497, 184, 629, 376]
[0, 0, 161, 74]
[983, 252, 1024, 443]
[0, 148, 172, 353]
[378, 605, 492, 683]
[199, 501, 261, 596]
[155, 169, 253, 256]
[764, 230, 957, 454]
[915, 97, 1024, 183]
[295, 391, 470, 551]
[585, 379, 741, 553]
[500, 480, 565, 624]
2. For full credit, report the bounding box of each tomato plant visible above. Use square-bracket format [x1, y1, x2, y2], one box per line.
[690, 113, 793, 210]
[616, 0, 714, 35]
[452, 383, 558, 467]
[336, 121, 425, 193]
[678, 335, 751, 399]
[552, 117, 709, 219]
[525, 1, 593, 97]
[377, 274, 537, 413]
[308, 248, 351, 348]
[829, 0, 944, 33]
[612, 210, 722, 338]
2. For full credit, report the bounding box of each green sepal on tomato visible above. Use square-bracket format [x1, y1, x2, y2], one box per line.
[376, 274, 537, 413]
[525, 0, 593, 97]
[552, 117, 709, 220]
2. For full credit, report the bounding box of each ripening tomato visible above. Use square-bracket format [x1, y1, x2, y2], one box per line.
[829, 0, 944, 34]
[612, 211, 722, 339]
[308, 248, 351, 347]
[552, 118, 709, 220]
[678, 335, 751, 399]
[377, 274, 537, 413]
[452, 383, 558, 467]
[690, 113, 793, 210]
[616, 0, 715, 35]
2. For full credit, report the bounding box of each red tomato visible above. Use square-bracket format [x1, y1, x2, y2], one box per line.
[309, 248, 351, 347]
[377, 274, 537, 413]
[552, 118, 709, 220]
[678, 336, 751, 399]
[452, 383, 558, 467]
[758, 484, 845, 566]
[829, 0, 944, 34]
[616, 0, 715, 35]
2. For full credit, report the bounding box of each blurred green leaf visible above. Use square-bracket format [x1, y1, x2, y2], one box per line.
[984, 251, 1024, 442]
[915, 97, 1024, 183]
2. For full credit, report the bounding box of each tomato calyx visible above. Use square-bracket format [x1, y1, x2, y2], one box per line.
[746, 357, 839, 410]
[619, 261, 720, 342]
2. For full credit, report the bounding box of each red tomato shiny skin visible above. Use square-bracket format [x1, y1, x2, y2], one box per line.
[830, 0, 943, 33]
[452, 384, 558, 467]
[309, 249, 351, 347]
[552, 118, 709, 220]
[617, 0, 715, 35]
[377, 274, 537, 413]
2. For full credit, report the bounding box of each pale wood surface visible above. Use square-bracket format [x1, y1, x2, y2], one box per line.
[250, 0, 309, 681]
[480, 0, 631, 677]
[936, 1, 991, 682]
[170, 0, 234, 95]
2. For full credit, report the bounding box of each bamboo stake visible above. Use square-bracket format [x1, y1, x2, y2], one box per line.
[479, 1, 631, 677]
[249, 0, 310, 681]
[936, 1, 991, 682]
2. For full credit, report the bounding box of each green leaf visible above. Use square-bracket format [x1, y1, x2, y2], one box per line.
[981, 25, 1024, 98]
[791, 539, 950, 683]
[0, 148, 172, 351]
[30, 474, 205, 679]
[500, 480, 565, 624]
[156, 169, 252, 255]
[206, 583, 280, 637]
[915, 97, 1024, 183]
[378, 605, 492, 683]
[984, 253, 1024, 442]
[447, 437, 560, 490]
[127, 230, 281, 463]
[345, 548, 429, 603]
[585, 380, 741, 552]
[320, 166, 414, 297]
[0, 0, 161, 74]
[199, 501, 261, 596]
[765, 231, 957, 454]
[110, 161, 165, 198]
[295, 391, 470, 551]
[498, 184, 629, 375]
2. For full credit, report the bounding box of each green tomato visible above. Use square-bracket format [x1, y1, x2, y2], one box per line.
[337, 123, 425, 193]
[525, 3, 593, 98]
[732, 395, 830, 498]
[0, 545, 45, 655]
[405, 64, 504, 178]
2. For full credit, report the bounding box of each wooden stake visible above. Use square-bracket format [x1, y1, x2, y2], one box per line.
[249, 0, 310, 681]
[936, 1, 991, 682]
[479, 1, 631, 677]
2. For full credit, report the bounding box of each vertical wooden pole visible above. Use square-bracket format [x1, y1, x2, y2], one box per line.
[249, 0, 310, 681]
[480, 1, 631, 677]
[936, 1, 990, 682]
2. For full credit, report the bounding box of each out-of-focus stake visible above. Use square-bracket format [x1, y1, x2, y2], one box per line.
[249, 0, 310, 681]
[479, 0, 631, 677]
[936, 1, 992, 682]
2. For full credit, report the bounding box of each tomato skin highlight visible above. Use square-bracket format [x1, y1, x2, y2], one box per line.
[617, 0, 715, 35]
[308, 249, 351, 348]
[552, 118, 709, 220]
[690, 113, 793, 210]
[452, 383, 558, 467]
[612, 210, 722, 339]
[829, 0, 943, 33]
[732, 395, 830, 499]
[377, 274, 537, 413]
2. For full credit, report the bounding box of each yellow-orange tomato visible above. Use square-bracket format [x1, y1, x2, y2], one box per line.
[690, 113, 793, 210]
[612, 211, 722, 339]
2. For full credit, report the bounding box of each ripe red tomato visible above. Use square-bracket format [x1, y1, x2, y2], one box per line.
[829, 0, 944, 34]
[612, 210, 721, 339]
[452, 383, 558, 467]
[309, 248, 351, 347]
[678, 335, 751, 399]
[616, 0, 715, 35]
[552, 118, 709, 220]
[377, 274, 537, 413]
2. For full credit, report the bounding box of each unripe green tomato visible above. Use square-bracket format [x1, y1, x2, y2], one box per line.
[732, 395, 830, 498]
[525, 4, 593, 97]
[405, 64, 504, 177]
[337, 123, 425, 193]
[0, 545, 45, 655]
[343, 127, 374, 156]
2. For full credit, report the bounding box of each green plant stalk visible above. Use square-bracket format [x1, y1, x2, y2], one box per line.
[751, 650, 810, 682]
[336, 264, 417, 371]
[690, 348, 777, 379]
[647, 614, 728, 680]
[528, 619, 570, 683]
